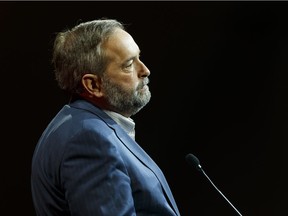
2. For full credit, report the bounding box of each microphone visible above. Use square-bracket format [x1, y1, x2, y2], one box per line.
[185, 153, 243, 216]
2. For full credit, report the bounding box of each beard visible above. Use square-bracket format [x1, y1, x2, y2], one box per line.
[101, 76, 151, 116]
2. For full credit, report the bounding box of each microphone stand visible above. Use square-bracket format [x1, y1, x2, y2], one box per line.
[186, 153, 243, 216]
[200, 167, 243, 216]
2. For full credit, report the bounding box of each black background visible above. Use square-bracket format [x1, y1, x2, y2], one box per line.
[1, 1, 287, 215]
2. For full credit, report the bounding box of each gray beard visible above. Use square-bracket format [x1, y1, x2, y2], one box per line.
[101, 76, 151, 116]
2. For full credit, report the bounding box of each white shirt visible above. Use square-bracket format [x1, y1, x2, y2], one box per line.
[104, 110, 136, 140]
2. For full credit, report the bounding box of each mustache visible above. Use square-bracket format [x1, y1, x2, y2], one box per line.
[138, 78, 149, 89]
[142, 78, 149, 86]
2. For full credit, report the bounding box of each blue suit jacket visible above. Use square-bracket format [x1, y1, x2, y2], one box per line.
[31, 99, 181, 216]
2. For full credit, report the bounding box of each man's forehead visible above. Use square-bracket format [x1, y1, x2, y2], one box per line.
[104, 29, 139, 58]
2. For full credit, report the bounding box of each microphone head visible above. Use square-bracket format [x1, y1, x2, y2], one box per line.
[185, 153, 202, 171]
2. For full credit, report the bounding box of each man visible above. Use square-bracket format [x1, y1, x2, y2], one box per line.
[31, 18, 181, 216]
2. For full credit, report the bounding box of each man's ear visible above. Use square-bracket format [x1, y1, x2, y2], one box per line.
[81, 74, 103, 97]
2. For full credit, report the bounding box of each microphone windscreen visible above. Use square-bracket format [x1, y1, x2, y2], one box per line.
[185, 153, 201, 171]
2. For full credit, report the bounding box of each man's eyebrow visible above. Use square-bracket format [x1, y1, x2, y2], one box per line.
[124, 55, 138, 63]
[123, 50, 141, 63]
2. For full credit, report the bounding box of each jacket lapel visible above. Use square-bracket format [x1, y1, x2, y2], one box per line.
[112, 126, 180, 216]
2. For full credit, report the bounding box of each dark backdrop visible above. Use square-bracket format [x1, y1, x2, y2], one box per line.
[1, 1, 287, 216]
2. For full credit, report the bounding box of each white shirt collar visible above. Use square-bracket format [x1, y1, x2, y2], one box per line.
[104, 110, 136, 140]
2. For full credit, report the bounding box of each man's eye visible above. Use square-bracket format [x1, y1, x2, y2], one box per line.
[124, 60, 133, 68]
[126, 63, 133, 68]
